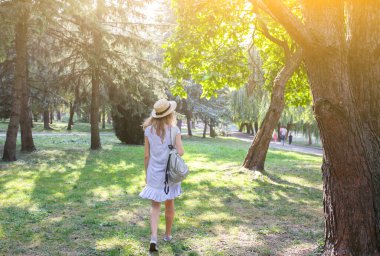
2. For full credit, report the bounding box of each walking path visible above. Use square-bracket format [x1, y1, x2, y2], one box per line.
[229, 131, 323, 157]
[0, 131, 323, 156]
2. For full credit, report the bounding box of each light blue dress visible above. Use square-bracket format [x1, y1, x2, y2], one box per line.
[139, 125, 182, 202]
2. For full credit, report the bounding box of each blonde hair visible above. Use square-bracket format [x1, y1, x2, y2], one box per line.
[142, 112, 177, 142]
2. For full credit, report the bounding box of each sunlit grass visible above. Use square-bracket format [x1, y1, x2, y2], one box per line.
[0, 120, 113, 133]
[0, 134, 323, 255]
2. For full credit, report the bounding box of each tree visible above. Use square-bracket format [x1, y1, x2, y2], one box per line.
[254, 0, 380, 253]
[165, 0, 308, 170]
[2, 3, 32, 161]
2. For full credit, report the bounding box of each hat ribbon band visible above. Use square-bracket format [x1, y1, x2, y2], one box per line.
[156, 103, 171, 115]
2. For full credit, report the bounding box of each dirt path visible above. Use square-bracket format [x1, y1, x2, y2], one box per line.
[229, 131, 323, 157]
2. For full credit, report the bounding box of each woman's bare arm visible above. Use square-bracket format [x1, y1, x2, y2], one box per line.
[144, 137, 150, 184]
[175, 134, 184, 156]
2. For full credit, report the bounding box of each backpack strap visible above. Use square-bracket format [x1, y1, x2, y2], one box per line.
[165, 126, 175, 195]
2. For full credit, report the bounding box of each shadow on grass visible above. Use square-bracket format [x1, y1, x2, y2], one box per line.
[0, 135, 323, 255]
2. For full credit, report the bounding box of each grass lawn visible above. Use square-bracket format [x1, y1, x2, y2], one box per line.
[0, 134, 323, 255]
[0, 120, 114, 133]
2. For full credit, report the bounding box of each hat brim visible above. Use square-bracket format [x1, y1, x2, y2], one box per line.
[151, 101, 177, 118]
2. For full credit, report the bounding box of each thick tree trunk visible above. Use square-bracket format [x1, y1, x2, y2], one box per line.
[43, 110, 51, 130]
[242, 49, 302, 171]
[186, 114, 192, 136]
[260, 1, 380, 252]
[302, 2, 380, 254]
[20, 55, 35, 152]
[89, 0, 103, 150]
[2, 14, 28, 161]
[202, 121, 207, 138]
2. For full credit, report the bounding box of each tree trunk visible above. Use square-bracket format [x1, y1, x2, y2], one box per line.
[89, 0, 103, 150]
[2, 13, 28, 161]
[186, 114, 192, 136]
[90, 69, 101, 149]
[202, 121, 207, 138]
[210, 120, 216, 138]
[67, 102, 74, 130]
[254, 121, 259, 134]
[56, 110, 61, 121]
[102, 105, 106, 129]
[43, 110, 51, 130]
[260, 1, 380, 252]
[239, 122, 244, 132]
[19, 51, 35, 152]
[242, 49, 303, 171]
[49, 111, 53, 124]
[307, 123, 312, 145]
[302, 3, 380, 254]
[33, 113, 38, 122]
[247, 123, 254, 134]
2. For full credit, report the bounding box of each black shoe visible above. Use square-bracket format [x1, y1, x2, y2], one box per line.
[149, 242, 158, 252]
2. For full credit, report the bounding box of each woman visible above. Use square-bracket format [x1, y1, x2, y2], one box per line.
[139, 99, 184, 252]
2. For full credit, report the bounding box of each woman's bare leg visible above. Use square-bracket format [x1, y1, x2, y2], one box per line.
[165, 199, 175, 236]
[150, 200, 161, 241]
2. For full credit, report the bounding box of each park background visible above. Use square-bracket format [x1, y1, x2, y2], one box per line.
[1, 1, 379, 256]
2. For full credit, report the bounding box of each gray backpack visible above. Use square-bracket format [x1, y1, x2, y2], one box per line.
[164, 127, 189, 194]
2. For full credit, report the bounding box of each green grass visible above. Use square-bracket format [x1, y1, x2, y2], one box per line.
[0, 120, 114, 133]
[0, 134, 323, 255]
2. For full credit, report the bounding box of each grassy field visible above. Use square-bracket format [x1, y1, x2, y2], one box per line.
[0, 120, 114, 133]
[0, 134, 324, 255]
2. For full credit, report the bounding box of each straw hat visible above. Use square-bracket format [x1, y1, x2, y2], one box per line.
[151, 99, 177, 118]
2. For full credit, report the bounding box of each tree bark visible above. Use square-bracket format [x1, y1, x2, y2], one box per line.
[259, 0, 380, 253]
[90, 68, 101, 149]
[242, 49, 302, 171]
[254, 121, 259, 134]
[19, 31, 35, 152]
[43, 110, 51, 130]
[239, 122, 244, 132]
[56, 110, 61, 121]
[89, 0, 103, 150]
[307, 123, 312, 145]
[2, 12, 28, 161]
[210, 120, 216, 138]
[102, 105, 106, 129]
[202, 120, 207, 138]
[50, 111, 54, 124]
[67, 102, 74, 130]
[33, 112, 38, 122]
[186, 114, 192, 136]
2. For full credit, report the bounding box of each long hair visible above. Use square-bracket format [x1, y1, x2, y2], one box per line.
[142, 112, 177, 142]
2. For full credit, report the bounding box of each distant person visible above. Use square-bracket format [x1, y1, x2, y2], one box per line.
[288, 132, 293, 145]
[280, 126, 287, 145]
[140, 99, 185, 252]
[273, 130, 278, 142]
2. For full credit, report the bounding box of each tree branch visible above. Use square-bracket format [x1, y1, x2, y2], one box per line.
[251, 0, 313, 48]
[257, 18, 290, 58]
